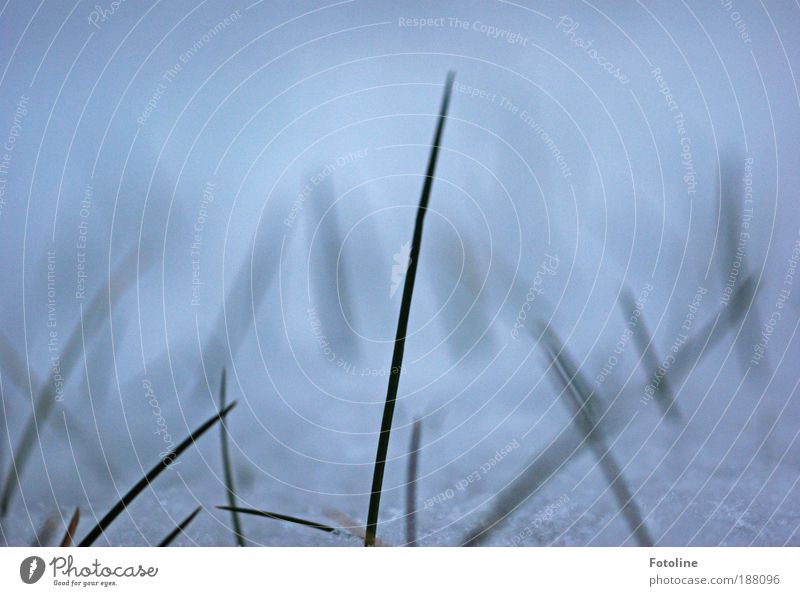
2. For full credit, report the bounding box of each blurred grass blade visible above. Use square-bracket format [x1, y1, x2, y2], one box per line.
[59, 507, 80, 547]
[651, 273, 756, 385]
[310, 176, 359, 359]
[323, 508, 392, 546]
[542, 328, 653, 546]
[406, 419, 422, 546]
[619, 289, 681, 421]
[219, 369, 245, 546]
[30, 511, 59, 547]
[218, 506, 338, 534]
[717, 156, 763, 371]
[1, 246, 153, 517]
[158, 506, 202, 547]
[366, 71, 455, 547]
[463, 431, 583, 546]
[78, 402, 237, 546]
[0, 332, 43, 399]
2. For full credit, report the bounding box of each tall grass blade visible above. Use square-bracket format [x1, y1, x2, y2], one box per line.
[158, 506, 202, 547]
[405, 418, 422, 546]
[217, 506, 339, 534]
[619, 289, 681, 420]
[59, 507, 80, 547]
[78, 402, 237, 546]
[365, 71, 455, 547]
[219, 369, 245, 546]
[542, 328, 653, 546]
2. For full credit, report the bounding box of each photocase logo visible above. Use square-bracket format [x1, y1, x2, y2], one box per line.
[390, 242, 411, 298]
[20, 556, 45, 584]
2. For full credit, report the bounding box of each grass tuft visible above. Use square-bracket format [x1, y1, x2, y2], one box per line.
[78, 402, 237, 546]
[365, 71, 455, 547]
[158, 506, 202, 547]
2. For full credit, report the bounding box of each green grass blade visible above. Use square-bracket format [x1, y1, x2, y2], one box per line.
[78, 402, 237, 546]
[365, 71, 455, 547]
[158, 506, 202, 547]
[219, 369, 245, 546]
[323, 508, 392, 546]
[542, 329, 653, 546]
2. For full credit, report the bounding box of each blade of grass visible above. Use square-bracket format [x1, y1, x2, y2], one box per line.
[189, 245, 278, 401]
[365, 71, 455, 547]
[0, 332, 43, 398]
[1, 245, 153, 517]
[717, 157, 763, 371]
[323, 508, 392, 546]
[310, 175, 359, 358]
[30, 511, 59, 547]
[463, 430, 584, 546]
[542, 328, 653, 546]
[217, 506, 339, 534]
[78, 401, 237, 546]
[647, 273, 756, 386]
[157, 506, 202, 547]
[619, 289, 681, 421]
[0, 387, 56, 516]
[219, 369, 245, 546]
[58, 506, 80, 547]
[405, 418, 421, 546]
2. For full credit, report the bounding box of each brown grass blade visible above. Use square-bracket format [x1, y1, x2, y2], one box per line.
[59, 506, 80, 547]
